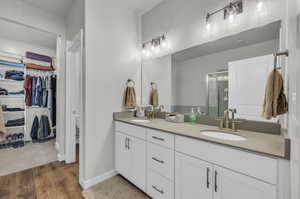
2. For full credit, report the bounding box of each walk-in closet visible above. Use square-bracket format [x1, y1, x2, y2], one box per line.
[0, 19, 58, 175]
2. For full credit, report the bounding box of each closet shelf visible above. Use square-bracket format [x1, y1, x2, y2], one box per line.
[3, 111, 25, 114]
[5, 126, 25, 130]
[0, 95, 24, 99]
[0, 79, 24, 84]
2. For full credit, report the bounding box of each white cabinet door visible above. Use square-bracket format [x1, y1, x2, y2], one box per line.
[214, 166, 276, 199]
[175, 152, 213, 199]
[128, 136, 147, 192]
[115, 132, 130, 178]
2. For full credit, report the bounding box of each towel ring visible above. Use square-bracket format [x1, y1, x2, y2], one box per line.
[126, 79, 135, 87]
[151, 82, 158, 89]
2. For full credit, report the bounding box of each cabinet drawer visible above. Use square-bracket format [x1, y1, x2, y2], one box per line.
[147, 171, 174, 199]
[148, 143, 174, 180]
[147, 129, 174, 149]
[176, 135, 278, 184]
[115, 122, 146, 140]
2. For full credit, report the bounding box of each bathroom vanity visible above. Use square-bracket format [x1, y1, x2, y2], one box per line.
[114, 118, 290, 199]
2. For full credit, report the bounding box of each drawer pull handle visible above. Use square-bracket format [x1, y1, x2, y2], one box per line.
[152, 185, 164, 194]
[152, 157, 164, 164]
[152, 136, 165, 141]
[206, 167, 210, 189]
[214, 170, 218, 192]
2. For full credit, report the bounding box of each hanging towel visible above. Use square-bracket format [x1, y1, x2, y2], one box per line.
[262, 69, 288, 119]
[150, 88, 159, 106]
[124, 87, 136, 109]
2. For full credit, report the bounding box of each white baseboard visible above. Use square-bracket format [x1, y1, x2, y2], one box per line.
[57, 153, 65, 161]
[80, 170, 117, 190]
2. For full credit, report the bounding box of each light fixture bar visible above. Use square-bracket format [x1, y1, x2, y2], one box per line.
[206, 0, 243, 23]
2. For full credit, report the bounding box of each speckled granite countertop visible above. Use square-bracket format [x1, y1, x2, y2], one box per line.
[114, 117, 290, 160]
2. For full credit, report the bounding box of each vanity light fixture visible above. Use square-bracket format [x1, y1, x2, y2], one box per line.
[142, 33, 169, 57]
[205, 0, 243, 26]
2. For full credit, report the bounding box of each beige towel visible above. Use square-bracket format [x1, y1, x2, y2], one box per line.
[150, 88, 159, 106]
[124, 87, 136, 109]
[262, 69, 288, 119]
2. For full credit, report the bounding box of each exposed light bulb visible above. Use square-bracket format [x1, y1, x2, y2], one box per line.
[206, 13, 211, 31]
[228, 11, 235, 23]
[206, 22, 211, 30]
[154, 45, 161, 53]
[161, 40, 167, 48]
[151, 44, 155, 51]
[142, 48, 147, 55]
[257, 1, 263, 11]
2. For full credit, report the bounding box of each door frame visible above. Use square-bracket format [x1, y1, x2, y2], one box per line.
[65, 29, 84, 182]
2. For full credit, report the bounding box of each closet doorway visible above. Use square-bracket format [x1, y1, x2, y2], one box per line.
[0, 19, 60, 176]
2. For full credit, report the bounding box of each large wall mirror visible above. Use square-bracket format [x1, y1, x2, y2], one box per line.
[142, 21, 284, 123]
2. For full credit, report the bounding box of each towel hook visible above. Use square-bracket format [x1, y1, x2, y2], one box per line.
[273, 50, 289, 70]
[126, 79, 135, 87]
[151, 82, 157, 89]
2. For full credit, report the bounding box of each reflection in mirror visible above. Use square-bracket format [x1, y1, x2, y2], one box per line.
[170, 21, 282, 123]
[206, 71, 228, 117]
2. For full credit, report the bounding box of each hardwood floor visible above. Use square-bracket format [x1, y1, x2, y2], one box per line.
[0, 156, 83, 199]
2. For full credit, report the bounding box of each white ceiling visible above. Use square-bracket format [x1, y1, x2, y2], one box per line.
[129, 0, 165, 14]
[22, 0, 75, 18]
[22, 0, 164, 17]
[173, 21, 281, 62]
[0, 19, 57, 49]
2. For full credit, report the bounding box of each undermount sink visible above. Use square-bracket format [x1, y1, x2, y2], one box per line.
[131, 119, 151, 123]
[201, 130, 246, 141]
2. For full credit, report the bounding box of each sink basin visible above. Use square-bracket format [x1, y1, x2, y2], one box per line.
[201, 131, 246, 141]
[131, 119, 151, 123]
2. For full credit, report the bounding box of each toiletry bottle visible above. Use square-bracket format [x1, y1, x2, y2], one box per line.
[190, 108, 197, 124]
[196, 107, 202, 121]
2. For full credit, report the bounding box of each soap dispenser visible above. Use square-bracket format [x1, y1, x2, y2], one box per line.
[189, 108, 197, 124]
[196, 107, 202, 121]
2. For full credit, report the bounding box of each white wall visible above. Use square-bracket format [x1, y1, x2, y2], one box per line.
[142, 0, 285, 55]
[66, 0, 84, 40]
[0, 0, 67, 159]
[286, 0, 300, 198]
[142, 55, 172, 111]
[173, 39, 278, 107]
[0, 37, 55, 57]
[84, 0, 141, 181]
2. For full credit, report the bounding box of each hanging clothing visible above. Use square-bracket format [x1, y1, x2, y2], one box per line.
[38, 115, 51, 139]
[30, 116, 39, 140]
[50, 75, 57, 127]
[42, 77, 48, 107]
[24, 75, 33, 106]
[31, 77, 37, 105]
